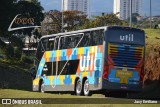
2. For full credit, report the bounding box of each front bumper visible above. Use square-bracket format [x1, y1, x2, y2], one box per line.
[102, 79, 143, 92]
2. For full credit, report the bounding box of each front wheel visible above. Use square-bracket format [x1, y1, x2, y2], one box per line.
[39, 80, 45, 93]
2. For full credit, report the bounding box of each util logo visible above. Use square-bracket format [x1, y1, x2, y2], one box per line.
[80, 47, 97, 71]
[120, 34, 134, 42]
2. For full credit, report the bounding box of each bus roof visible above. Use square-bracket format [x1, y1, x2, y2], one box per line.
[40, 26, 144, 40]
[40, 26, 108, 40]
[107, 26, 144, 32]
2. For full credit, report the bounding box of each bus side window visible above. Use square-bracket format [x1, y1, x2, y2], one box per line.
[58, 60, 78, 75]
[41, 38, 48, 51]
[92, 30, 103, 46]
[48, 37, 55, 51]
[60, 35, 82, 50]
[82, 33, 91, 47]
[69, 37, 75, 48]
[55, 38, 59, 50]
[46, 62, 52, 76]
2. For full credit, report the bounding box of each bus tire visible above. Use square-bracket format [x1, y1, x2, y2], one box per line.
[82, 79, 91, 96]
[39, 80, 45, 93]
[75, 79, 82, 96]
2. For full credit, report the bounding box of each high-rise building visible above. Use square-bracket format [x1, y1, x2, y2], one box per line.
[63, 0, 90, 17]
[114, 0, 143, 20]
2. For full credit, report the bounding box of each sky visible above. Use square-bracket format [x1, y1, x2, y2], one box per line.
[40, 0, 160, 16]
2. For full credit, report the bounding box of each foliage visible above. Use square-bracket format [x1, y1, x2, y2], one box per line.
[0, 39, 6, 49]
[136, 17, 160, 29]
[4, 45, 14, 59]
[14, 47, 22, 59]
[64, 10, 87, 31]
[41, 10, 87, 34]
[127, 13, 139, 24]
[0, 0, 44, 62]
[13, 0, 44, 40]
[82, 14, 126, 29]
[21, 53, 34, 64]
[41, 12, 127, 35]
[0, 0, 17, 36]
[132, 13, 139, 24]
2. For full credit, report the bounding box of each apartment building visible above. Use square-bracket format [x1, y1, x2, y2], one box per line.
[63, 0, 90, 17]
[114, 0, 143, 20]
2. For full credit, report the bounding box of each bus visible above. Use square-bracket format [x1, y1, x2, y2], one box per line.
[32, 26, 145, 96]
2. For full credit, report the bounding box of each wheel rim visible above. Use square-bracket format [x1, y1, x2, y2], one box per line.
[76, 80, 81, 94]
[84, 80, 89, 95]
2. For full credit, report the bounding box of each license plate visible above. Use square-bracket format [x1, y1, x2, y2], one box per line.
[116, 70, 133, 84]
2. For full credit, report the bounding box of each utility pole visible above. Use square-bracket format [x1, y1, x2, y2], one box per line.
[150, 0, 152, 29]
[129, 0, 132, 27]
[61, 0, 64, 32]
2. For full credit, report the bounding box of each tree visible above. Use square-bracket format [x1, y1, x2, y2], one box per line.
[0, 0, 17, 37]
[41, 10, 87, 34]
[41, 10, 62, 34]
[64, 10, 87, 31]
[0, 0, 44, 60]
[82, 14, 125, 29]
[132, 13, 139, 24]
[14, 0, 44, 54]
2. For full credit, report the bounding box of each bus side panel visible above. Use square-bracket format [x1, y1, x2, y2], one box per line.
[33, 45, 104, 91]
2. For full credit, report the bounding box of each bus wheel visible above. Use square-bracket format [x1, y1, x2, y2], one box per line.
[83, 79, 91, 96]
[39, 80, 45, 93]
[75, 79, 82, 96]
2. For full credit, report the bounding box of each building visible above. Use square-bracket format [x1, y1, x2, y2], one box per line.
[114, 0, 143, 20]
[63, 0, 90, 17]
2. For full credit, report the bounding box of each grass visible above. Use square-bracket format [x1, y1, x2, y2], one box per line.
[0, 89, 160, 106]
[0, 89, 76, 98]
[1, 104, 159, 107]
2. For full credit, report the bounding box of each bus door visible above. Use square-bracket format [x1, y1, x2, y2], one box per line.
[54, 34, 83, 89]
[40, 36, 59, 89]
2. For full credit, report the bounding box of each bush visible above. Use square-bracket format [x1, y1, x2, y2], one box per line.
[3, 45, 14, 59]
[14, 47, 22, 59]
[21, 53, 33, 64]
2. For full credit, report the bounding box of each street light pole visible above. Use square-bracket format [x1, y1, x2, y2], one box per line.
[61, 0, 64, 32]
[130, 0, 132, 27]
[150, 0, 152, 29]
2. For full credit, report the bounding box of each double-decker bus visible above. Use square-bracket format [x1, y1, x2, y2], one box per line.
[32, 26, 145, 96]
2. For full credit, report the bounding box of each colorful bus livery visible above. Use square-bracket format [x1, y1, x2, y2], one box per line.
[34, 45, 103, 91]
[106, 43, 144, 85]
[103, 27, 145, 92]
[32, 26, 145, 96]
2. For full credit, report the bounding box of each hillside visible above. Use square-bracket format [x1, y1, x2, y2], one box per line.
[132, 29, 160, 99]
[0, 62, 32, 91]
[144, 29, 160, 55]
[144, 29, 160, 81]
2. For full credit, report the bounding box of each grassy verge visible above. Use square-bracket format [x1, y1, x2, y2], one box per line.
[1, 89, 160, 106]
[1, 104, 159, 107]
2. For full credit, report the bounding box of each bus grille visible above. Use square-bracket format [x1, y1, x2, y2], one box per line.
[108, 43, 144, 68]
